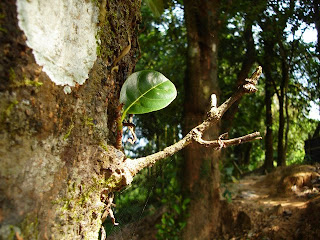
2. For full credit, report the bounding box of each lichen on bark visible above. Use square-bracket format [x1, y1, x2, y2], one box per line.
[0, 0, 141, 239]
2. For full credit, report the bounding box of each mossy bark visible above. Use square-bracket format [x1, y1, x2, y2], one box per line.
[0, 0, 141, 239]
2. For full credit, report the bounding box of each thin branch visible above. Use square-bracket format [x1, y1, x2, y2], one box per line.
[124, 66, 263, 177]
[193, 131, 262, 148]
[123, 114, 137, 144]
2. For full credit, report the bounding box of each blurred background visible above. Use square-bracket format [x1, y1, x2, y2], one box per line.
[105, 0, 319, 238]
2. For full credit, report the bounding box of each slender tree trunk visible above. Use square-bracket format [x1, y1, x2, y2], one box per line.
[182, 1, 221, 239]
[260, 40, 275, 171]
[277, 88, 286, 166]
[312, 0, 320, 91]
[263, 68, 274, 171]
[277, 51, 289, 167]
[0, 0, 141, 239]
[284, 93, 289, 158]
[313, 0, 320, 58]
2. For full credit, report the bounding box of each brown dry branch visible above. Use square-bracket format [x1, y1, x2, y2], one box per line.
[123, 66, 263, 178]
[102, 67, 263, 227]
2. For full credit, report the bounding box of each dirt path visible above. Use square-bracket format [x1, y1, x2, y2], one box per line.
[107, 165, 320, 240]
[222, 165, 320, 240]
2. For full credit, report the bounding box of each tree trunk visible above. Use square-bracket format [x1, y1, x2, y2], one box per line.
[313, 0, 320, 111]
[313, 0, 320, 59]
[277, 89, 286, 166]
[284, 92, 289, 158]
[0, 0, 141, 239]
[182, 0, 221, 239]
[264, 68, 274, 171]
[277, 75, 287, 167]
[277, 44, 290, 167]
[260, 41, 275, 171]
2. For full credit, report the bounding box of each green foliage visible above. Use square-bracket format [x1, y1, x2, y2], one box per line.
[272, 101, 318, 165]
[0, 13, 7, 33]
[220, 163, 236, 203]
[133, 0, 186, 141]
[111, 0, 319, 236]
[104, 167, 152, 235]
[218, 0, 319, 171]
[155, 179, 190, 240]
[119, 70, 177, 121]
[145, 0, 164, 17]
[115, 4, 187, 235]
[222, 188, 233, 203]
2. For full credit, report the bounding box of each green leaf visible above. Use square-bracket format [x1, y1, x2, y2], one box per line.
[145, 0, 164, 18]
[173, 204, 181, 215]
[120, 70, 177, 121]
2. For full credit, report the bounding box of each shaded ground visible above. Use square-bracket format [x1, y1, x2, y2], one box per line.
[107, 164, 320, 239]
[106, 207, 164, 240]
[221, 164, 320, 240]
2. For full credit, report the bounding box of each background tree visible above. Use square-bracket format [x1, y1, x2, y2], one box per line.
[182, 0, 223, 238]
[218, 0, 319, 172]
[107, 0, 318, 239]
[256, 0, 319, 167]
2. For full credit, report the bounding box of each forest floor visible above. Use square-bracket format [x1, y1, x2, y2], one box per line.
[222, 164, 320, 240]
[107, 164, 320, 240]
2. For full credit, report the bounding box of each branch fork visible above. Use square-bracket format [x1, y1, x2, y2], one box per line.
[104, 66, 263, 226]
[123, 66, 263, 178]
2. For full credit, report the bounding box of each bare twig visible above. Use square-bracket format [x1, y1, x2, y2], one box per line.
[15, 232, 23, 240]
[123, 114, 137, 144]
[101, 192, 119, 226]
[233, 161, 243, 175]
[100, 226, 107, 240]
[106, 67, 263, 226]
[193, 131, 261, 148]
[123, 66, 263, 177]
